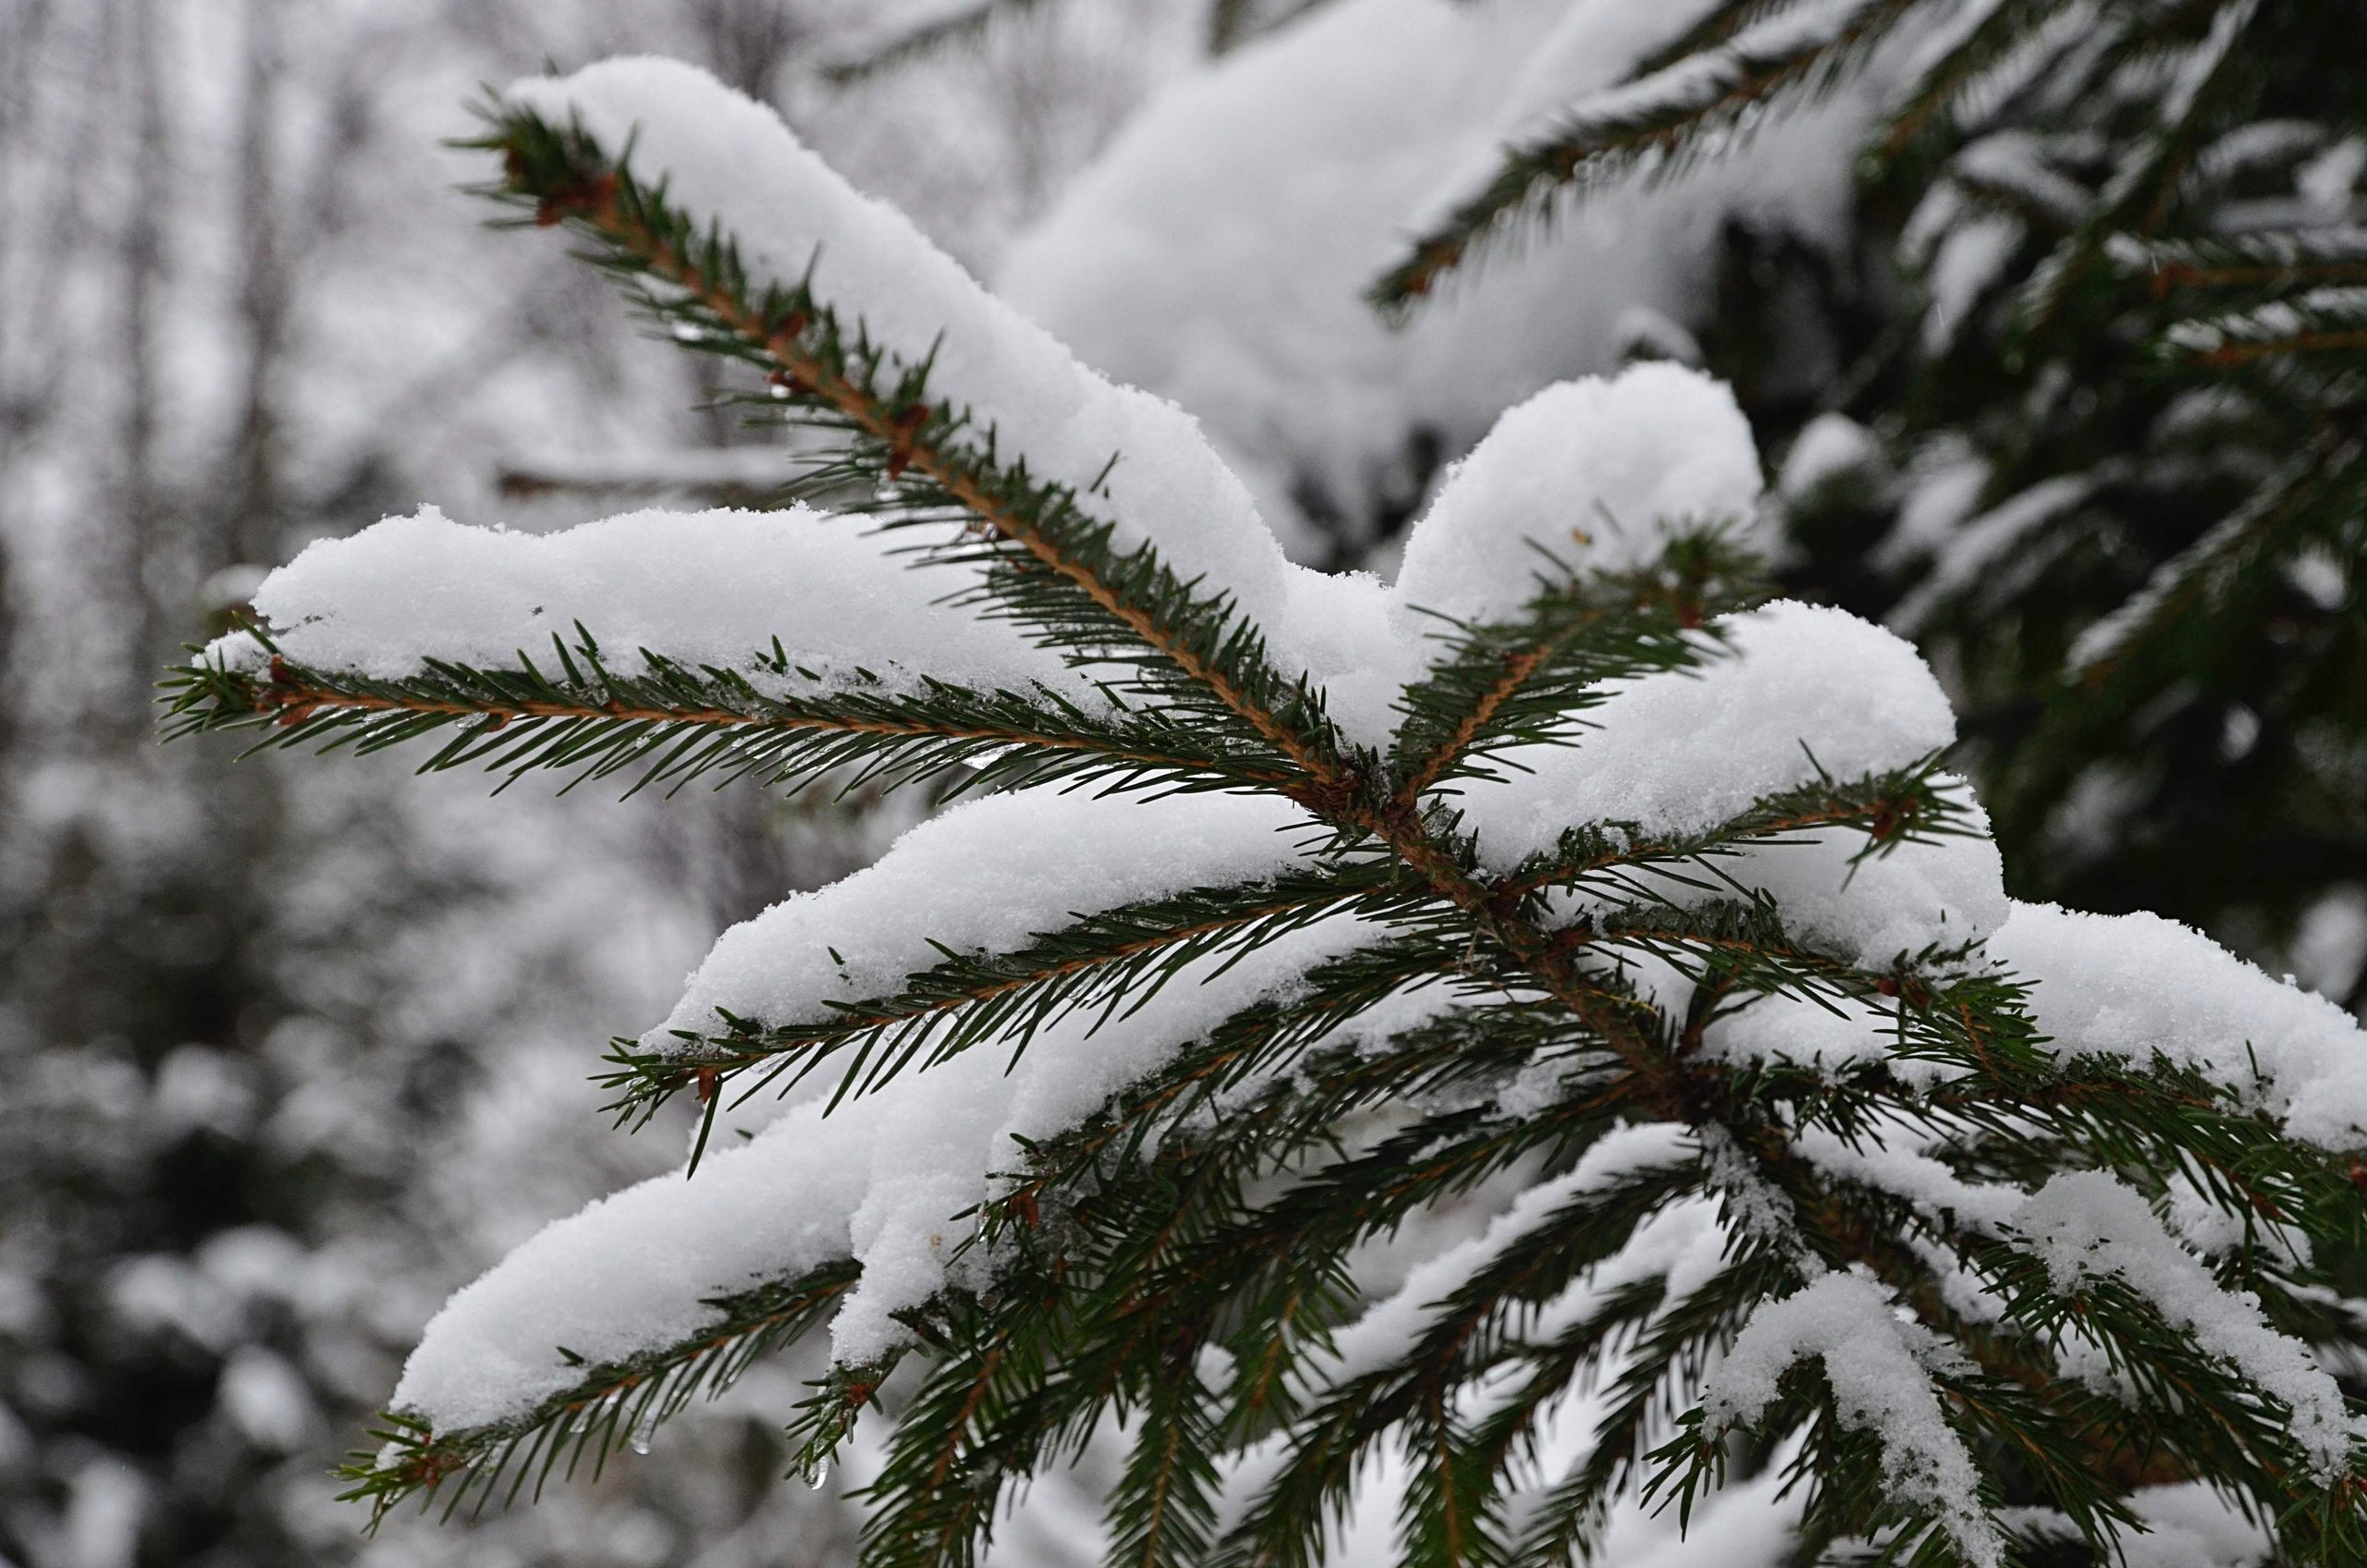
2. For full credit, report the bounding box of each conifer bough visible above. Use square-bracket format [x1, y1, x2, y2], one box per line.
[165, 59, 2367, 1568]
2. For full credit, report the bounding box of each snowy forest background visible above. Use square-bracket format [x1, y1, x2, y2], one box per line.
[4, 1, 2361, 1566]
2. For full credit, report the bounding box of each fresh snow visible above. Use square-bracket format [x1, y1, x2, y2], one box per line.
[2010, 1170, 2358, 1478]
[1703, 1269, 2003, 1568]
[1392, 363, 1765, 628]
[653, 786, 1321, 1060]
[1988, 903, 2367, 1149]
[1446, 599, 1984, 961]
[1793, 1121, 2025, 1231]
[209, 504, 1096, 700]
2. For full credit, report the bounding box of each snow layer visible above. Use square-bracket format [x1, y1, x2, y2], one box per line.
[998, 0, 1879, 551]
[1392, 364, 1764, 627]
[1453, 600, 1956, 851]
[2010, 1170, 2357, 1477]
[654, 786, 1319, 1055]
[396, 900, 1397, 1427]
[1988, 903, 2367, 1149]
[1311, 1123, 1697, 1387]
[209, 504, 1091, 698]
[1703, 1269, 2002, 1567]
[1793, 1122, 2024, 1231]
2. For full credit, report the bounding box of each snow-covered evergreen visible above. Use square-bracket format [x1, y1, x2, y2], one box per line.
[168, 57, 2367, 1568]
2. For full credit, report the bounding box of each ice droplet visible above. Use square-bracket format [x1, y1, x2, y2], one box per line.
[800, 1459, 829, 1491]
[628, 1424, 654, 1456]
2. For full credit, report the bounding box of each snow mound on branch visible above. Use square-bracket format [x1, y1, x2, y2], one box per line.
[2012, 1170, 2359, 1477]
[1703, 1269, 2003, 1568]
[1442, 597, 2004, 964]
[1392, 363, 1765, 627]
[654, 786, 1319, 1059]
[210, 503, 1093, 699]
[1457, 602, 1956, 856]
[1990, 903, 2367, 1150]
[999, 0, 1872, 551]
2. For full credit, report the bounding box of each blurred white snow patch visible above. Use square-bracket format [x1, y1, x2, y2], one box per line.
[1777, 410, 1883, 497]
[1887, 473, 2092, 634]
[1875, 443, 1990, 572]
[107, 1255, 241, 1355]
[2119, 1482, 2275, 1568]
[2288, 886, 2367, 1001]
[149, 1045, 261, 1139]
[63, 1457, 148, 1568]
[218, 1345, 320, 1452]
[1000, 0, 1877, 554]
[1392, 363, 1765, 627]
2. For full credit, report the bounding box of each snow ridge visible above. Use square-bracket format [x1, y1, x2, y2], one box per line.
[1703, 1269, 2004, 1568]
[208, 504, 1095, 701]
[2011, 1170, 2359, 1480]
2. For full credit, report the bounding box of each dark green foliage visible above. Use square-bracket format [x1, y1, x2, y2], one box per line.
[159, 80, 2367, 1568]
[345, 1259, 861, 1522]
[165, 624, 1305, 802]
[1384, 0, 2367, 994]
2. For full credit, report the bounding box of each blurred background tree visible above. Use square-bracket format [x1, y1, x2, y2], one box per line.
[0, 4, 1189, 1564]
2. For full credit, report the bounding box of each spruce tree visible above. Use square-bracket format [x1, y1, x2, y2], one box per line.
[167, 59, 2367, 1568]
[1369, 0, 2367, 985]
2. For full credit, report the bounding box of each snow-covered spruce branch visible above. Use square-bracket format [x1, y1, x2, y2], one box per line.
[175, 57, 2367, 1568]
[1495, 754, 1975, 900]
[1863, 0, 2078, 171]
[1369, 0, 1925, 312]
[603, 858, 1455, 1135]
[474, 96, 1353, 797]
[2156, 288, 2367, 369]
[2005, 0, 2267, 336]
[603, 761, 1978, 1130]
[343, 1257, 859, 1522]
[165, 631, 1298, 803]
[2063, 427, 2362, 684]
